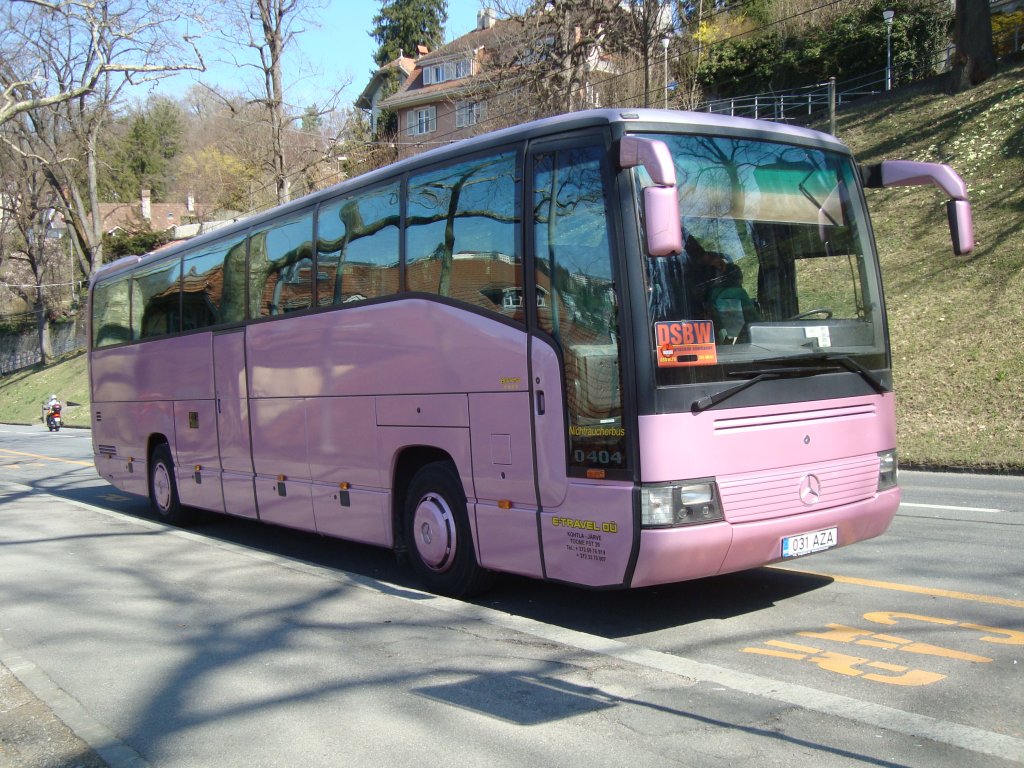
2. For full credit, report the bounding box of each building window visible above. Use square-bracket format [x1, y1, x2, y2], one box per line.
[422, 58, 471, 85]
[456, 100, 484, 128]
[423, 64, 441, 85]
[407, 106, 436, 136]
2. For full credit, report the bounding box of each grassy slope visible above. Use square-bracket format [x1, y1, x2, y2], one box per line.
[826, 59, 1024, 471]
[0, 351, 91, 428]
[2, 63, 1022, 468]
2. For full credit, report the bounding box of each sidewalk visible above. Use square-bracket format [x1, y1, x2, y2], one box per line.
[0, 662, 106, 768]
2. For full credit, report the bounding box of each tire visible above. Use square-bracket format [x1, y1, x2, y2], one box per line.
[148, 443, 195, 526]
[404, 461, 495, 598]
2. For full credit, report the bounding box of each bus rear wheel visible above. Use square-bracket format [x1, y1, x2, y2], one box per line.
[148, 443, 195, 526]
[404, 461, 494, 598]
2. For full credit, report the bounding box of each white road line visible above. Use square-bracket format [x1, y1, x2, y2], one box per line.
[5, 480, 1024, 764]
[901, 502, 1002, 513]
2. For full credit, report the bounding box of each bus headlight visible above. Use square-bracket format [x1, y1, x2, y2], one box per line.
[878, 449, 898, 492]
[641, 481, 723, 527]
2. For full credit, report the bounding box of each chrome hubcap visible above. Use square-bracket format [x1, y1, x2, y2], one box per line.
[153, 463, 171, 512]
[412, 492, 455, 572]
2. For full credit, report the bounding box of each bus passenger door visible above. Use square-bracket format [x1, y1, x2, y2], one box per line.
[213, 329, 257, 518]
[529, 138, 636, 587]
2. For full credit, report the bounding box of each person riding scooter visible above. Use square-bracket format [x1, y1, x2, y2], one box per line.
[45, 394, 62, 432]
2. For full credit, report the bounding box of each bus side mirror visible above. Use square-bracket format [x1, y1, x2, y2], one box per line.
[620, 136, 683, 257]
[947, 199, 974, 257]
[861, 160, 974, 255]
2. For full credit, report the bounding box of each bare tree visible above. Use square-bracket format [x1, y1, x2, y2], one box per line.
[250, 0, 295, 204]
[0, 140, 66, 364]
[950, 0, 996, 91]
[613, 0, 673, 108]
[0, 0, 196, 125]
[1, 0, 205, 280]
[177, 85, 268, 211]
[207, 0, 347, 207]
[489, 0, 623, 119]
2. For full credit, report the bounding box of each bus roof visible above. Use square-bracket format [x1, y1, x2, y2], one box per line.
[91, 108, 850, 284]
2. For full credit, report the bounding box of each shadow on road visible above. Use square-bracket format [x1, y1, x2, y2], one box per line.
[17, 467, 834, 639]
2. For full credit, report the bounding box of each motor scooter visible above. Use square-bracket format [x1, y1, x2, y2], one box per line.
[46, 403, 62, 432]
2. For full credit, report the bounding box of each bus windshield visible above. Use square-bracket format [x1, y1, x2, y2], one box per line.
[637, 132, 886, 387]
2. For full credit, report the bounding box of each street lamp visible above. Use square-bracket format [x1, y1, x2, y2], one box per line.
[661, 34, 671, 109]
[882, 9, 895, 91]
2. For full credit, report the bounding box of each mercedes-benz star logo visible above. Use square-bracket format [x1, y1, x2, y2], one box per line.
[799, 474, 822, 505]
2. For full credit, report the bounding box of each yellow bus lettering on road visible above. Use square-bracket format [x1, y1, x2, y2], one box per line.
[798, 624, 992, 663]
[865, 612, 1024, 646]
[958, 623, 1024, 646]
[742, 640, 946, 686]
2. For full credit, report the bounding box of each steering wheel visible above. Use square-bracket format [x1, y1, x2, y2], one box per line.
[788, 308, 833, 320]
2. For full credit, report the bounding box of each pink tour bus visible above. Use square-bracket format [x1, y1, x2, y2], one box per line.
[88, 109, 973, 596]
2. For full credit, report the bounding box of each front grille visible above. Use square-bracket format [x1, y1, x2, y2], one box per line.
[719, 454, 879, 523]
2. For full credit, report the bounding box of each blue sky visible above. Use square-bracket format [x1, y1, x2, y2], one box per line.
[157, 0, 486, 110]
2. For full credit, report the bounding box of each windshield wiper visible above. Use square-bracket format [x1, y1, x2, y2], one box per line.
[691, 367, 823, 413]
[690, 354, 889, 414]
[791, 352, 889, 395]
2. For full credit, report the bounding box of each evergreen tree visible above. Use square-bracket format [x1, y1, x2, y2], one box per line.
[98, 97, 184, 204]
[126, 98, 184, 200]
[370, 0, 447, 67]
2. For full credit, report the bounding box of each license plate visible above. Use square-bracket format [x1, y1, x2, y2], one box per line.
[782, 527, 837, 558]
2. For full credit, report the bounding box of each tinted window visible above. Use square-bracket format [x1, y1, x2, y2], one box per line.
[406, 152, 521, 317]
[317, 184, 400, 305]
[250, 211, 314, 317]
[131, 257, 181, 340]
[639, 132, 886, 386]
[92, 276, 131, 348]
[181, 235, 247, 330]
[533, 145, 627, 474]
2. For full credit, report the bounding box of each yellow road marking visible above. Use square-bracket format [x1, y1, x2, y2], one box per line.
[863, 612, 1024, 645]
[742, 641, 948, 686]
[774, 567, 1024, 609]
[798, 624, 992, 663]
[0, 448, 93, 467]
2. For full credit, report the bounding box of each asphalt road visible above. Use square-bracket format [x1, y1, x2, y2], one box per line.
[0, 425, 1021, 767]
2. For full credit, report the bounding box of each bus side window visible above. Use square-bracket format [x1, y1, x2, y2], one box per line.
[182, 235, 247, 330]
[92, 277, 131, 348]
[249, 211, 314, 318]
[132, 257, 182, 340]
[317, 183, 400, 305]
[406, 151, 522, 320]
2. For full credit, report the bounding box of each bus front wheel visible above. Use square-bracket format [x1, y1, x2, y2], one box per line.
[404, 461, 494, 598]
[148, 443, 195, 526]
